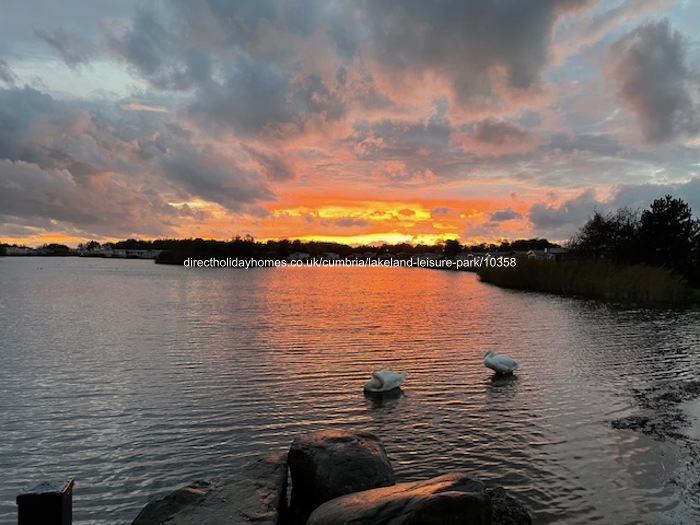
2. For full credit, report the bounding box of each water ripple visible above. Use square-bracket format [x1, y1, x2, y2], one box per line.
[1, 259, 699, 524]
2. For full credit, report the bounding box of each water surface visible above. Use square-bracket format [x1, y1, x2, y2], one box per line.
[1, 257, 699, 524]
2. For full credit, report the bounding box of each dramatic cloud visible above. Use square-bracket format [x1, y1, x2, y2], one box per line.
[529, 190, 604, 232]
[490, 209, 523, 222]
[188, 54, 294, 135]
[0, 85, 278, 239]
[106, 8, 209, 91]
[463, 118, 542, 156]
[244, 146, 296, 182]
[1, 1, 699, 246]
[361, 0, 594, 105]
[160, 146, 276, 212]
[0, 87, 72, 164]
[611, 178, 700, 216]
[607, 19, 700, 143]
[0, 158, 177, 238]
[35, 28, 93, 69]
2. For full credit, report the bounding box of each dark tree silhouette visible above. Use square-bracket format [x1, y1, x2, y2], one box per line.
[569, 196, 699, 285]
[443, 239, 462, 260]
[640, 195, 698, 275]
[569, 211, 614, 260]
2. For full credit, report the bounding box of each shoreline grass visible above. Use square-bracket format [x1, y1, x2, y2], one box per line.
[477, 259, 690, 305]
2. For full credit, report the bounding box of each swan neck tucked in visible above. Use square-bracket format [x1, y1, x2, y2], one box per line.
[372, 371, 385, 388]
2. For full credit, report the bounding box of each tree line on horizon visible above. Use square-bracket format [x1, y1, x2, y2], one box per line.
[568, 195, 700, 287]
[0, 233, 558, 260]
[2, 194, 697, 286]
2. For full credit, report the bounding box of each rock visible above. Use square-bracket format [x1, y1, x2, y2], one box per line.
[307, 472, 492, 525]
[131, 452, 287, 525]
[488, 486, 533, 525]
[130, 480, 210, 525]
[287, 429, 395, 521]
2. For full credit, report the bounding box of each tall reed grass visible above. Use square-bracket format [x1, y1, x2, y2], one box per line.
[477, 259, 688, 305]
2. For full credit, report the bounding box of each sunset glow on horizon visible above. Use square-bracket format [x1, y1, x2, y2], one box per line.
[1, 1, 699, 248]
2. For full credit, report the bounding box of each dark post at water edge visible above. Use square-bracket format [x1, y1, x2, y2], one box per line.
[16, 478, 73, 525]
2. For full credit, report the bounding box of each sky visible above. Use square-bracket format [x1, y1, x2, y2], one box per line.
[1, 0, 700, 248]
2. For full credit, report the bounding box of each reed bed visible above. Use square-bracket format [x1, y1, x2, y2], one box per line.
[477, 259, 688, 305]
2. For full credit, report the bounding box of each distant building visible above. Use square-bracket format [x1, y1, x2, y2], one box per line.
[547, 247, 570, 260]
[4, 246, 36, 255]
[524, 247, 569, 260]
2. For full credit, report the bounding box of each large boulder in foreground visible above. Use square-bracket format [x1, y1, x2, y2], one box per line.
[307, 472, 492, 525]
[131, 452, 287, 525]
[287, 429, 395, 519]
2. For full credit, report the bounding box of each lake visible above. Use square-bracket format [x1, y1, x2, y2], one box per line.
[1, 256, 699, 524]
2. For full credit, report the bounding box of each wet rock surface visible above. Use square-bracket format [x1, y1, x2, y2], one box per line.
[610, 380, 700, 441]
[287, 429, 396, 522]
[306, 473, 493, 525]
[132, 430, 532, 525]
[131, 452, 287, 525]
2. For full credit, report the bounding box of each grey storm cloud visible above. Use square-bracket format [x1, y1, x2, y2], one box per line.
[527, 180, 700, 241]
[0, 85, 278, 237]
[107, 8, 213, 91]
[188, 62, 345, 136]
[360, 0, 594, 104]
[105, 0, 600, 136]
[107, 1, 341, 136]
[243, 146, 296, 182]
[0, 158, 176, 237]
[292, 73, 345, 122]
[0, 87, 141, 184]
[35, 28, 93, 69]
[160, 147, 275, 212]
[349, 116, 480, 183]
[351, 118, 452, 159]
[108, 4, 350, 135]
[611, 179, 700, 217]
[0, 87, 173, 235]
[528, 190, 604, 230]
[608, 19, 699, 143]
[172, 0, 279, 47]
[0, 87, 69, 164]
[175, 0, 321, 40]
[187, 53, 292, 135]
[490, 209, 523, 222]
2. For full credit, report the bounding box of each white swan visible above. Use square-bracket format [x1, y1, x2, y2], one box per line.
[484, 350, 519, 375]
[363, 370, 407, 392]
